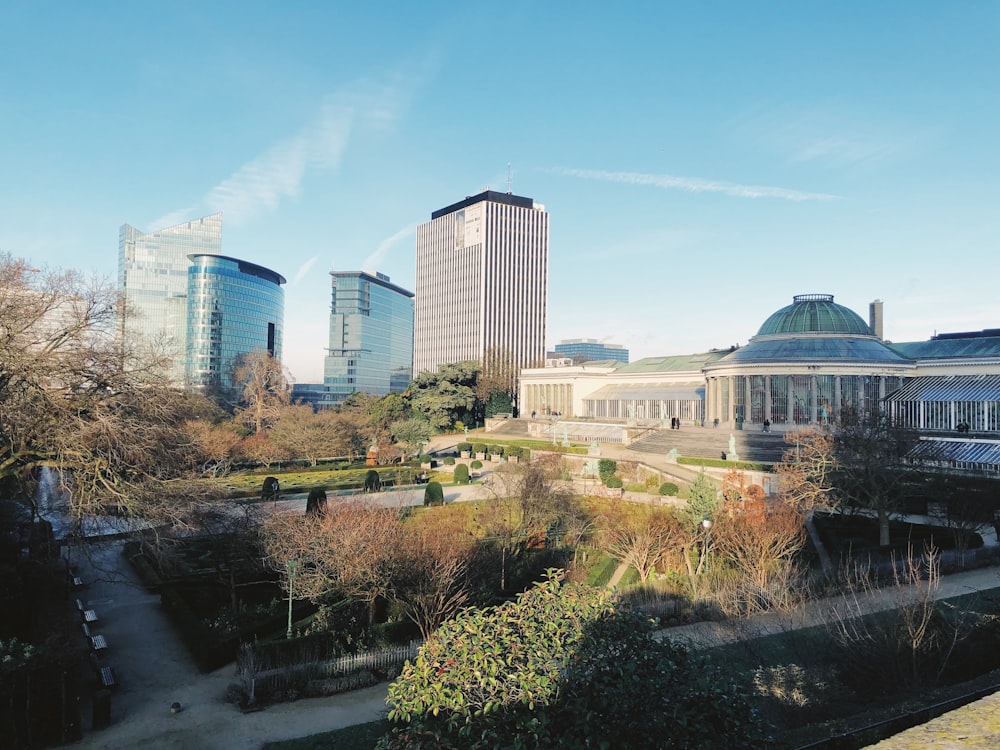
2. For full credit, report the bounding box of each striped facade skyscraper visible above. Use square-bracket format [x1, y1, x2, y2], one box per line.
[414, 190, 548, 376]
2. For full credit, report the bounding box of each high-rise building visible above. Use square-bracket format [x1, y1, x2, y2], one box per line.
[553, 338, 630, 364]
[414, 190, 548, 375]
[323, 270, 414, 405]
[118, 213, 222, 383]
[185, 254, 286, 393]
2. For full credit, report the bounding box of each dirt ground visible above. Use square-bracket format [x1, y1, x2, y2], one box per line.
[71, 543, 390, 750]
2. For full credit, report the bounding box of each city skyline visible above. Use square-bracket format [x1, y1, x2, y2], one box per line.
[2, 2, 998, 383]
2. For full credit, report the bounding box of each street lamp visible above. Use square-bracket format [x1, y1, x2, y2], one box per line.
[701, 516, 713, 572]
[285, 560, 298, 639]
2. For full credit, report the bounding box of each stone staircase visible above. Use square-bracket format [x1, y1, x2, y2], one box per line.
[628, 427, 788, 464]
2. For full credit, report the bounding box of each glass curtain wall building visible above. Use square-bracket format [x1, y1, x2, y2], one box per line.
[118, 213, 223, 384]
[185, 254, 286, 392]
[554, 338, 630, 363]
[414, 190, 548, 376]
[323, 271, 414, 405]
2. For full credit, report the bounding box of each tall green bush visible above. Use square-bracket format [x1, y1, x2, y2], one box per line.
[423, 481, 444, 506]
[598, 459, 617, 483]
[473, 443, 487, 455]
[453, 463, 470, 484]
[364, 469, 381, 492]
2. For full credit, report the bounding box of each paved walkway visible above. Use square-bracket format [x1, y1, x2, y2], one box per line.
[72, 543, 391, 750]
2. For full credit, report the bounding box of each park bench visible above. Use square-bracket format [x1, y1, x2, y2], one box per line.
[98, 666, 117, 688]
[82, 624, 108, 651]
[76, 598, 98, 623]
[89, 652, 118, 689]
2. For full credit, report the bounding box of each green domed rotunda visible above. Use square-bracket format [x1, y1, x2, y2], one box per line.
[703, 294, 913, 428]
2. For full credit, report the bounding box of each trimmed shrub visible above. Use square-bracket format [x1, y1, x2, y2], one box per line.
[470, 460, 483, 470]
[472, 443, 487, 455]
[659, 482, 679, 496]
[605, 476, 623, 489]
[457, 442, 472, 453]
[598, 459, 617, 483]
[423, 481, 444, 506]
[364, 469, 381, 492]
[506, 446, 523, 459]
[262, 476, 280, 501]
[306, 487, 328, 515]
[443, 456, 456, 465]
[453, 463, 470, 484]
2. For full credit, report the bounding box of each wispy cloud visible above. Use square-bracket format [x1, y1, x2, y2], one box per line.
[146, 207, 199, 232]
[788, 136, 911, 166]
[291, 256, 319, 287]
[203, 82, 410, 226]
[730, 104, 927, 169]
[554, 168, 838, 202]
[362, 225, 414, 271]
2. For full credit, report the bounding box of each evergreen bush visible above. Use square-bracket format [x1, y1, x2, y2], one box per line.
[659, 482, 679, 496]
[453, 463, 470, 484]
[423, 481, 444, 506]
[605, 476, 623, 489]
[598, 459, 617, 483]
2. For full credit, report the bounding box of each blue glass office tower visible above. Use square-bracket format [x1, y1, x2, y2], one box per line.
[119, 213, 223, 384]
[324, 271, 414, 404]
[186, 254, 286, 392]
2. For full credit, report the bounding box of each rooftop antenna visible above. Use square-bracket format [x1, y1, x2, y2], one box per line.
[506, 163, 513, 193]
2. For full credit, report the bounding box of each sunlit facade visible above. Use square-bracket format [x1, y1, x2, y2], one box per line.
[702, 295, 912, 428]
[323, 271, 413, 404]
[118, 213, 223, 383]
[185, 254, 285, 392]
[521, 293, 1000, 434]
[414, 190, 548, 376]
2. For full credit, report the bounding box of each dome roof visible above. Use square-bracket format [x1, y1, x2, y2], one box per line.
[757, 294, 872, 336]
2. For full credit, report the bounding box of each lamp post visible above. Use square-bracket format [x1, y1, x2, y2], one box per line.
[701, 515, 713, 573]
[285, 560, 298, 639]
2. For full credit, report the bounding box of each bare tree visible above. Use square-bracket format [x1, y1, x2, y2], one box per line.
[260, 499, 406, 624]
[712, 500, 807, 616]
[834, 410, 919, 547]
[599, 504, 682, 582]
[271, 405, 344, 466]
[476, 455, 573, 591]
[775, 427, 839, 513]
[233, 350, 291, 434]
[392, 522, 475, 639]
[184, 419, 243, 477]
[238, 431, 290, 470]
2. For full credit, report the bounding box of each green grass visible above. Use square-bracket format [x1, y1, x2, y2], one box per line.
[263, 720, 388, 750]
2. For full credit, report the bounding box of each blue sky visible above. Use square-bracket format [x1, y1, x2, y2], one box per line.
[2, 1, 998, 383]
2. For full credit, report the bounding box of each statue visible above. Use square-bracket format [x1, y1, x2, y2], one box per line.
[561, 425, 570, 447]
[728, 433, 736, 457]
[667, 448, 679, 463]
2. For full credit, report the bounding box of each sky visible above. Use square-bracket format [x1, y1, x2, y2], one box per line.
[2, 1, 999, 384]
